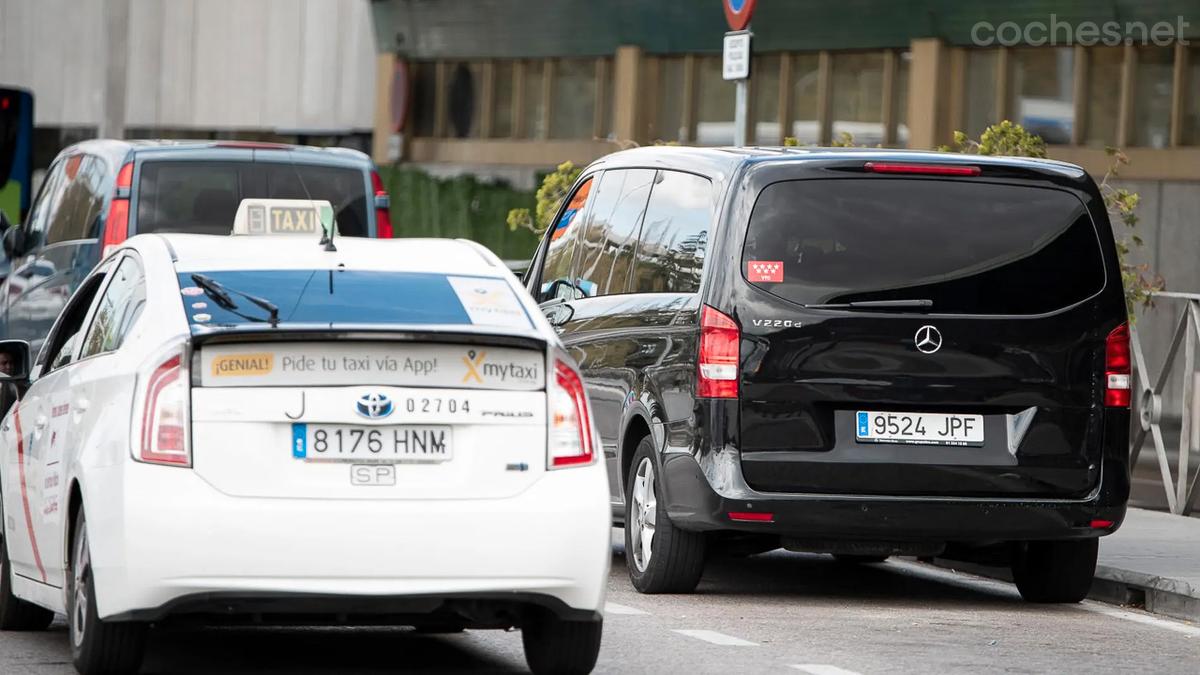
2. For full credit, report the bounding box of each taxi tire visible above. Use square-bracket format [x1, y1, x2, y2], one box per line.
[521, 609, 602, 675]
[1011, 538, 1097, 604]
[624, 437, 706, 594]
[69, 513, 147, 675]
[0, 537, 55, 631]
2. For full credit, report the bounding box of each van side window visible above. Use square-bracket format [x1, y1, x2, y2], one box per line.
[630, 171, 713, 294]
[22, 158, 67, 252]
[80, 256, 145, 358]
[574, 169, 655, 298]
[536, 176, 592, 302]
[45, 155, 106, 245]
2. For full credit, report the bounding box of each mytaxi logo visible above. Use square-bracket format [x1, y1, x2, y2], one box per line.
[211, 353, 275, 377]
[462, 350, 487, 384]
[461, 349, 541, 385]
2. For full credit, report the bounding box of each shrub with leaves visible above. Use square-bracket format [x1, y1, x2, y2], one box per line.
[506, 161, 582, 236]
[944, 121, 1162, 317]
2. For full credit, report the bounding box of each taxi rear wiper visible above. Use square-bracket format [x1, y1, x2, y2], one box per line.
[191, 273, 281, 327]
[804, 299, 934, 310]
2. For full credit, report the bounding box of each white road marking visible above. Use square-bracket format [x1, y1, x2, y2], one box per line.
[604, 601, 649, 615]
[1080, 601, 1200, 637]
[791, 665, 865, 675]
[891, 560, 1200, 638]
[672, 629, 758, 646]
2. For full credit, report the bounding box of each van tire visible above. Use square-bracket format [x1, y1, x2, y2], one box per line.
[1011, 538, 1097, 603]
[624, 437, 706, 594]
[0, 537, 55, 631]
[521, 609, 601, 675]
[69, 512, 147, 675]
[832, 554, 890, 565]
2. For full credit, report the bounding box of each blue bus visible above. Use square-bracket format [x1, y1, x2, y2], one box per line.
[0, 87, 34, 226]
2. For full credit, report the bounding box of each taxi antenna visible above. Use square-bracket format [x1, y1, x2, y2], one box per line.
[287, 149, 336, 252]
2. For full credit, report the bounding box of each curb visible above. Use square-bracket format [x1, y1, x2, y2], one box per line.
[924, 559, 1200, 623]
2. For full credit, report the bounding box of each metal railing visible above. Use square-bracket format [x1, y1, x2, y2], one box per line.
[1130, 291, 1200, 515]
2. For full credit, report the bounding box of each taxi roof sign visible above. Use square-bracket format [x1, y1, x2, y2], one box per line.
[231, 198, 337, 236]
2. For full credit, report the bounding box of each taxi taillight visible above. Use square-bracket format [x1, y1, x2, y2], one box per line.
[547, 359, 596, 469]
[101, 161, 134, 259]
[371, 170, 393, 238]
[136, 349, 191, 467]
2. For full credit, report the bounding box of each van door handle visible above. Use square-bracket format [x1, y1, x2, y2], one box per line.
[34, 415, 47, 430]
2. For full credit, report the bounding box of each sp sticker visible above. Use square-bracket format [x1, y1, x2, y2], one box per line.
[747, 260, 784, 283]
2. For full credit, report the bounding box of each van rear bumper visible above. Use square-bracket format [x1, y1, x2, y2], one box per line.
[659, 450, 1127, 543]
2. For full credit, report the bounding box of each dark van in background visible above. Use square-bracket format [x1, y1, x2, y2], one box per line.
[0, 140, 391, 355]
[525, 146, 1130, 604]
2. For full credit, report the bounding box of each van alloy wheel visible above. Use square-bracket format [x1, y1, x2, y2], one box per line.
[629, 457, 657, 572]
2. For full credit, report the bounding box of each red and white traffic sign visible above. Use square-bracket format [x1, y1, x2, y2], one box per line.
[723, 0, 758, 31]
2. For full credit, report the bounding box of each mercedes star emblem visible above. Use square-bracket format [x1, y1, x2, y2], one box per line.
[914, 325, 943, 354]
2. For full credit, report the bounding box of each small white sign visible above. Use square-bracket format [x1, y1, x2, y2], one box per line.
[723, 31, 752, 81]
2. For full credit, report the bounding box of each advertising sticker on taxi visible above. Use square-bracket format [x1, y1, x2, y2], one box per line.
[201, 342, 544, 390]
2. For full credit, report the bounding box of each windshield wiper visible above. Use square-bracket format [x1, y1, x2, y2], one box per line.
[804, 299, 934, 310]
[191, 273, 281, 327]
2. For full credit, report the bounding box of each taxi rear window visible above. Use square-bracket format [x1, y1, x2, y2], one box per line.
[177, 270, 532, 330]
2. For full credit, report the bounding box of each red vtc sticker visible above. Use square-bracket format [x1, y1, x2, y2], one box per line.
[747, 260, 784, 283]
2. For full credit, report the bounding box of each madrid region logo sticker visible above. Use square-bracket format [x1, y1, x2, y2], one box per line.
[747, 260, 784, 283]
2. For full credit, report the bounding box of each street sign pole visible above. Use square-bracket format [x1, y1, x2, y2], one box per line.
[722, 0, 757, 147]
[722, 29, 752, 147]
[734, 78, 748, 147]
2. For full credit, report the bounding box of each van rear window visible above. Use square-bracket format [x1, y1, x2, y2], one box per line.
[137, 161, 368, 237]
[742, 179, 1106, 315]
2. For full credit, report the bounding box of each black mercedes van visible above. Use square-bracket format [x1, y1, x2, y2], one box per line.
[524, 146, 1130, 603]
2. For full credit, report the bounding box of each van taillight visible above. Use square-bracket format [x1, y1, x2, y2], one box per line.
[1105, 323, 1131, 408]
[371, 170, 394, 238]
[548, 359, 596, 469]
[101, 161, 134, 258]
[698, 305, 739, 399]
[137, 351, 191, 466]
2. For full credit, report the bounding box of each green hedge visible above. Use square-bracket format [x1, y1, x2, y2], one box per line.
[379, 167, 540, 262]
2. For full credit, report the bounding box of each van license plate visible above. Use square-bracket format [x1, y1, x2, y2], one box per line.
[292, 424, 453, 463]
[855, 412, 983, 447]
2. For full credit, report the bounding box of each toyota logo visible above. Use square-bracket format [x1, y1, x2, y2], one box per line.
[914, 325, 943, 354]
[356, 393, 394, 419]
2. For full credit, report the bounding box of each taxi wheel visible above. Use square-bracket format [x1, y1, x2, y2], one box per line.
[1011, 538, 1097, 603]
[69, 512, 147, 675]
[0, 534, 55, 630]
[624, 437, 706, 594]
[521, 608, 601, 675]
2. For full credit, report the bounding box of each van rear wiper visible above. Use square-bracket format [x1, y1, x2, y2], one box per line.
[804, 299, 934, 310]
[191, 273, 281, 327]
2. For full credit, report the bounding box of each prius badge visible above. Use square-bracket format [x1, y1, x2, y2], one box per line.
[914, 325, 943, 354]
[356, 393, 394, 419]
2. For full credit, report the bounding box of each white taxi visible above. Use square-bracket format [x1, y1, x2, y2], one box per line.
[0, 201, 609, 675]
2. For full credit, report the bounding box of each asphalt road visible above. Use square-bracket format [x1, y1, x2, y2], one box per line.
[2, 531, 1198, 674]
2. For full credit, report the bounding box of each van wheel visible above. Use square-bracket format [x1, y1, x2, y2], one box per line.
[521, 608, 601, 675]
[624, 437, 706, 594]
[832, 554, 890, 565]
[1011, 538, 1097, 603]
[69, 512, 146, 675]
[0, 535, 55, 630]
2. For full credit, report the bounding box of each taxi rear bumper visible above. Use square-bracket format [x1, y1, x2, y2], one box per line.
[83, 458, 610, 622]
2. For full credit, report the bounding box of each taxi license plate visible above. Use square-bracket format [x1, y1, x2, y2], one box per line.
[855, 411, 983, 447]
[291, 424, 452, 463]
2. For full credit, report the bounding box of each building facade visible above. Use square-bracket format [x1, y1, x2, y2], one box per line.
[0, 0, 377, 168]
